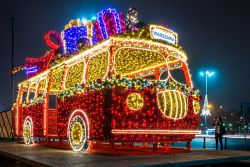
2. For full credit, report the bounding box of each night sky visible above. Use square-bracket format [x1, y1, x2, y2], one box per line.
[1, 0, 250, 111]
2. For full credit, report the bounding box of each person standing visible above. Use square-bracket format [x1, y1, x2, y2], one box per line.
[212, 117, 223, 150]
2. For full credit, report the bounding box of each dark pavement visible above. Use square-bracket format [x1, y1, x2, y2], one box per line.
[0, 142, 250, 167]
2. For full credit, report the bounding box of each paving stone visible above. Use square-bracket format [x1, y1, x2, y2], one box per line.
[0, 142, 249, 167]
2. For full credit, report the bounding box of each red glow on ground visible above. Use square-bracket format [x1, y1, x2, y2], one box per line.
[89, 142, 190, 156]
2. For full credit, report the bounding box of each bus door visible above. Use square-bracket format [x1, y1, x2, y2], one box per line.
[47, 94, 57, 136]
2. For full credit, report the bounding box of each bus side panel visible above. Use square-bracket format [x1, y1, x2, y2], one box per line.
[57, 91, 105, 141]
[21, 103, 44, 138]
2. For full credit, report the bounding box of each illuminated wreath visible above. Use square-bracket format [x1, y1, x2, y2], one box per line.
[23, 117, 33, 145]
[68, 115, 87, 151]
[126, 93, 144, 110]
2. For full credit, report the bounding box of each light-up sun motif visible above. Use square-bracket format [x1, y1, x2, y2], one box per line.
[126, 93, 144, 110]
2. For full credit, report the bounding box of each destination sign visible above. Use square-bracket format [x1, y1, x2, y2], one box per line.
[150, 25, 177, 45]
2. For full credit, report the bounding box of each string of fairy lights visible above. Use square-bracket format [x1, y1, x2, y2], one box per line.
[86, 52, 109, 82]
[114, 48, 165, 76]
[50, 66, 64, 91]
[65, 62, 84, 88]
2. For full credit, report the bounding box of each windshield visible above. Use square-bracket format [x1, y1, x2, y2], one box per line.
[114, 48, 191, 86]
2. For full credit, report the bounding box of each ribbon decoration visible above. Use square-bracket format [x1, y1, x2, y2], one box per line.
[24, 30, 62, 78]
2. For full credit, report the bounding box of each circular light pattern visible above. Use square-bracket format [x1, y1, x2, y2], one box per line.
[126, 93, 144, 110]
[193, 101, 201, 114]
[23, 117, 33, 145]
[69, 116, 86, 151]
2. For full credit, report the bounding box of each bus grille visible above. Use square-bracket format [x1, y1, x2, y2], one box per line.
[157, 90, 188, 119]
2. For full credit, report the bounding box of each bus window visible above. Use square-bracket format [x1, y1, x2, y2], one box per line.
[170, 68, 186, 84]
[49, 95, 57, 109]
[29, 92, 35, 100]
[22, 92, 28, 102]
[37, 90, 44, 98]
[38, 93, 43, 98]
[143, 75, 156, 80]
[160, 71, 169, 80]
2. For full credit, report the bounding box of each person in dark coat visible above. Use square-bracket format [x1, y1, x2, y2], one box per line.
[212, 117, 223, 150]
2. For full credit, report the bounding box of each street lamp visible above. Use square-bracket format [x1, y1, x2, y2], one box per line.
[200, 70, 215, 132]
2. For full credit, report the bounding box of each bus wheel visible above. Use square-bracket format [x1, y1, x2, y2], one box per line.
[23, 117, 33, 145]
[68, 115, 88, 151]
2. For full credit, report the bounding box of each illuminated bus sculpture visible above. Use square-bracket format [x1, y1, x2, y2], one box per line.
[13, 8, 201, 152]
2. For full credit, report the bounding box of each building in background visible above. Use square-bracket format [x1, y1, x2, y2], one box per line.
[198, 103, 250, 134]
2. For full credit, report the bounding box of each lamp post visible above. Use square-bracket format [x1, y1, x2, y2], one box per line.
[200, 70, 214, 133]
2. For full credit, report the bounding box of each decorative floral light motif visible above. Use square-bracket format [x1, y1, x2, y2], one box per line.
[58, 77, 198, 100]
[22, 97, 44, 107]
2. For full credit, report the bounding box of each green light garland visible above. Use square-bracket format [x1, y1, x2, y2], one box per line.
[58, 77, 200, 100]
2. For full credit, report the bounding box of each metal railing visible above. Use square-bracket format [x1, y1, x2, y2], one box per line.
[0, 110, 14, 141]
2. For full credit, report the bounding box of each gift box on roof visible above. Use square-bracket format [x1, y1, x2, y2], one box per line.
[93, 8, 126, 42]
[62, 25, 88, 54]
[62, 9, 125, 54]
